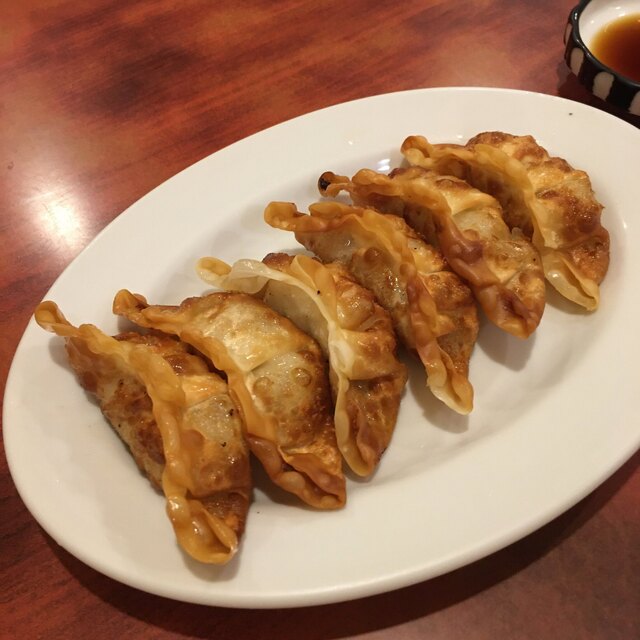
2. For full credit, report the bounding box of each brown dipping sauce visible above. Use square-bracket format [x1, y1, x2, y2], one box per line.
[589, 13, 640, 83]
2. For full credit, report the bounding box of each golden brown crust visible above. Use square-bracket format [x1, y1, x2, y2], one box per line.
[264, 200, 478, 414]
[34, 301, 252, 564]
[319, 166, 545, 338]
[402, 132, 610, 310]
[68, 331, 166, 488]
[197, 252, 408, 476]
[112, 289, 346, 509]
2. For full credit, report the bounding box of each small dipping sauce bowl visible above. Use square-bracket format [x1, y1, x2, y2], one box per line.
[564, 0, 640, 116]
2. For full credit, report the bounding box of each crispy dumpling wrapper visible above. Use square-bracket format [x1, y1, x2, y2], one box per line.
[34, 301, 251, 564]
[112, 290, 346, 509]
[264, 200, 478, 415]
[197, 252, 408, 476]
[319, 167, 546, 338]
[401, 132, 610, 310]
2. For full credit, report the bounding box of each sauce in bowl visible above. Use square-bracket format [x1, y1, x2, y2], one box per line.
[589, 13, 640, 83]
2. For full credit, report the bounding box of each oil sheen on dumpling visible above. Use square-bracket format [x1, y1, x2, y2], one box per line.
[112, 290, 346, 509]
[401, 132, 610, 310]
[34, 301, 251, 564]
[197, 252, 408, 476]
[264, 201, 478, 415]
[318, 167, 546, 338]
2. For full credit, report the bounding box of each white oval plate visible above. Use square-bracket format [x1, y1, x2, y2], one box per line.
[4, 87, 640, 609]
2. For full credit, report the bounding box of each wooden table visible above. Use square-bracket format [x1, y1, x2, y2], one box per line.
[2, 1, 638, 638]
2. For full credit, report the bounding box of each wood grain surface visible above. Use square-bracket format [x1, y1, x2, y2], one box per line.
[1, 1, 638, 638]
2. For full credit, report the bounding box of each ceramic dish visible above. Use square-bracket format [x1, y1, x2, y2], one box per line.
[4, 87, 640, 609]
[564, 0, 640, 115]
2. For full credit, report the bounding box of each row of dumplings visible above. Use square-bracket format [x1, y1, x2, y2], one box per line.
[35, 131, 610, 565]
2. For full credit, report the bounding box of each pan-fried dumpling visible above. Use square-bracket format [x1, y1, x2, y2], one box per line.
[401, 132, 610, 310]
[112, 290, 346, 509]
[34, 301, 251, 564]
[264, 201, 478, 415]
[197, 252, 408, 476]
[318, 167, 546, 338]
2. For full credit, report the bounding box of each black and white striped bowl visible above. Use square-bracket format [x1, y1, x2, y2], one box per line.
[564, 0, 640, 116]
